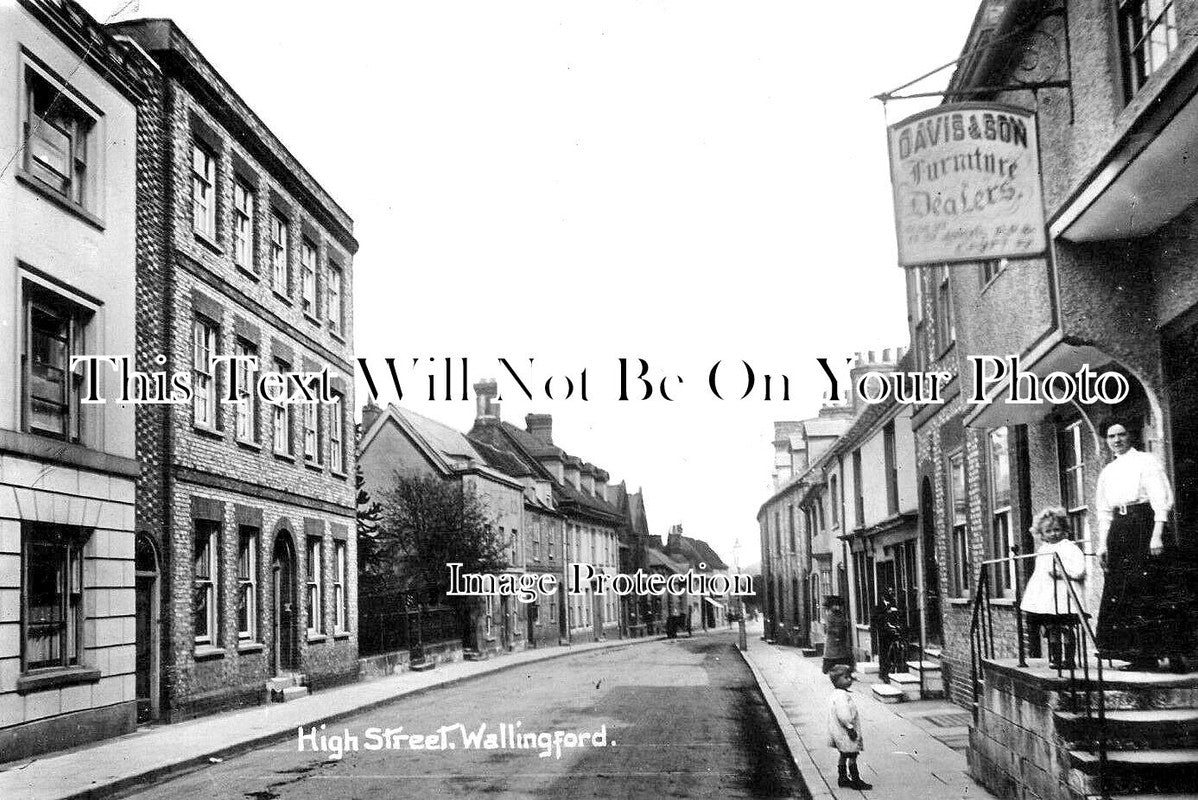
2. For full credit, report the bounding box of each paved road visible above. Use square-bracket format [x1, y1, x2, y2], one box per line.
[122, 632, 807, 799]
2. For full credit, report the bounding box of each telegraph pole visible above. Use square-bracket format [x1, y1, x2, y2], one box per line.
[734, 538, 747, 651]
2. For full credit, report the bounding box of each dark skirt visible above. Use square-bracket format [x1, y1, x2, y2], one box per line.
[1095, 504, 1194, 660]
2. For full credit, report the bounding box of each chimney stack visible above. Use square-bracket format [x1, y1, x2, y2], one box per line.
[361, 400, 382, 433]
[526, 413, 553, 445]
[474, 379, 500, 423]
[667, 524, 683, 549]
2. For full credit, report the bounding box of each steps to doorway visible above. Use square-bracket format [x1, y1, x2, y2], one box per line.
[267, 674, 308, 703]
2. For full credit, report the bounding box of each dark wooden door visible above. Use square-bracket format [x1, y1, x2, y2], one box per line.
[135, 574, 154, 722]
[273, 536, 297, 673]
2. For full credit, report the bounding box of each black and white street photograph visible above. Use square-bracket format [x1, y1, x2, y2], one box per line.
[2, 1, 1198, 798]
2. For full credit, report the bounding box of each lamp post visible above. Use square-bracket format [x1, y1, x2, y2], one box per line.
[733, 538, 747, 651]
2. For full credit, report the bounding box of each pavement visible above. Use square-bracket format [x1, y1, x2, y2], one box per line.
[0, 633, 669, 800]
[740, 632, 997, 800]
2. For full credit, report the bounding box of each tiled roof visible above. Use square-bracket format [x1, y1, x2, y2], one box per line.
[466, 436, 533, 478]
[391, 404, 479, 464]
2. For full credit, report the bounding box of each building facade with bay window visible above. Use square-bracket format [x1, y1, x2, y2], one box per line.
[0, 0, 149, 762]
[110, 18, 359, 723]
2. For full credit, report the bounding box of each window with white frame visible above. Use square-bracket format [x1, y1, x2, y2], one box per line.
[234, 339, 257, 443]
[329, 393, 344, 473]
[306, 536, 322, 635]
[270, 211, 289, 293]
[334, 540, 347, 632]
[194, 520, 218, 645]
[548, 523, 555, 561]
[233, 180, 254, 269]
[1058, 419, 1091, 544]
[303, 401, 318, 462]
[989, 427, 1014, 597]
[301, 240, 317, 316]
[327, 263, 342, 334]
[936, 264, 955, 354]
[272, 358, 290, 455]
[191, 141, 216, 238]
[192, 317, 218, 429]
[23, 285, 89, 441]
[22, 523, 87, 671]
[950, 451, 970, 596]
[237, 528, 257, 641]
[23, 66, 94, 209]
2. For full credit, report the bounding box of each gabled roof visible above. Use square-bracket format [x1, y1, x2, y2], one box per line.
[666, 535, 729, 572]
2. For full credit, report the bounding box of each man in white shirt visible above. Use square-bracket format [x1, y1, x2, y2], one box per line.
[1094, 422, 1181, 671]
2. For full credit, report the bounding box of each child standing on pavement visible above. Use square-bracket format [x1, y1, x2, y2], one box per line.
[826, 664, 873, 790]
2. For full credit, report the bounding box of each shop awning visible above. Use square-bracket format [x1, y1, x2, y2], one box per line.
[1053, 55, 1198, 242]
[963, 340, 1112, 429]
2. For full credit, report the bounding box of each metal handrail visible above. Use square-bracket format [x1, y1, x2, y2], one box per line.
[971, 547, 1106, 799]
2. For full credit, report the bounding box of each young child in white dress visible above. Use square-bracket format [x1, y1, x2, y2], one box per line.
[826, 664, 872, 790]
[1019, 506, 1086, 669]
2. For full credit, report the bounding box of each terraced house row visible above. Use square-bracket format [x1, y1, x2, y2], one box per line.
[0, 1, 357, 762]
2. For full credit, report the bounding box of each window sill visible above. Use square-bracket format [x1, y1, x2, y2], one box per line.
[194, 644, 226, 660]
[193, 423, 224, 440]
[302, 312, 319, 326]
[330, 468, 349, 481]
[237, 640, 265, 653]
[235, 263, 260, 282]
[272, 290, 292, 306]
[935, 342, 957, 360]
[17, 666, 101, 695]
[333, 632, 350, 641]
[304, 459, 323, 473]
[16, 171, 105, 231]
[948, 597, 972, 607]
[988, 597, 1017, 607]
[236, 437, 262, 452]
[193, 229, 223, 255]
[329, 329, 345, 345]
[273, 450, 295, 463]
[307, 633, 327, 643]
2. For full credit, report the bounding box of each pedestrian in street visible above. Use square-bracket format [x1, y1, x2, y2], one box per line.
[826, 664, 872, 790]
[1094, 420, 1190, 672]
[821, 595, 854, 674]
[1019, 507, 1085, 669]
[871, 588, 901, 683]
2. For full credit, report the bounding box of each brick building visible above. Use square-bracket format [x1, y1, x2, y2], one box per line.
[906, 0, 1198, 713]
[468, 383, 623, 644]
[608, 482, 655, 636]
[110, 19, 358, 721]
[758, 404, 852, 647]
[0, 0, 149, 762]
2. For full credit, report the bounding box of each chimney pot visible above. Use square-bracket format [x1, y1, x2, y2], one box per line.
[474, 379, 500, 422]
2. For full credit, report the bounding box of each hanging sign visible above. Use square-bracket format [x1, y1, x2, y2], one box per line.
[886, 102, 1046, 267]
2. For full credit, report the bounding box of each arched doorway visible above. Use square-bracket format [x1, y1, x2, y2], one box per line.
[920, 478, 943, 646]
[272, 532, 298, 674]
[134, 534, 160, 723]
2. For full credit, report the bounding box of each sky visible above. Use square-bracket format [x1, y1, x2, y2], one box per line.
[82, 0, 983, 569]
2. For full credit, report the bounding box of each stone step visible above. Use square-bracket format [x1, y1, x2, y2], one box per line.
[1057, 709, 1198, 749]
[800, 647, 819, 657]
[906, 659, 942, 674]
[266, 673, 306, 693]
[1058, 684, 1198, 713]
[1071, 748, 1198, 794]
[463, 651, 487, 662]
[871, 682, 905, 704]
[277, 685, 309, 702]
[888, 671, 925, 701]
[858, 661, 879, 675]
[409, 660, 436, 672]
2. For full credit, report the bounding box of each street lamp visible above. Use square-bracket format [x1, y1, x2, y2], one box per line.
[733, 538, 747, 651]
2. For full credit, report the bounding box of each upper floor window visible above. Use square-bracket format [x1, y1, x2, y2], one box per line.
[935, 264, 955, 354]
[192, 317, 218, 429]
[980, 259, 1005, 286]
[233, 180, 255, 270]
[911, 266, 924, 325]
[830, 475, 840, 527]
[884, 422, 899, 514]
[194, 520, 218, 645]
[24, 67, 94, 209]
[272, 358, 291, 455]
[327, 263, 343, 334]
[270, 212, 289, 293]
[787, 505, 795, 551]
[334, 540, 348, 632]
[852, 449, 865, 525]
[300, 240, 317, 317]
[1119, 0, 1178, 99]
[191, 142, 217, 239]
[302, 401, 319, 463]
[237, 528, 257, 641]
[23, 285, 89, 441]
[329, 392, 344, 473]
[233, 339, 257, 443]
[306, 536, 323, 636]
